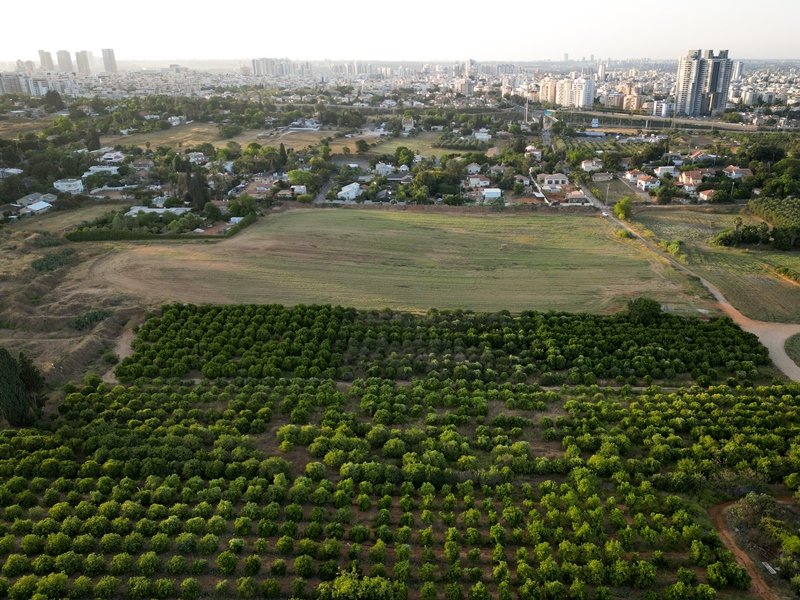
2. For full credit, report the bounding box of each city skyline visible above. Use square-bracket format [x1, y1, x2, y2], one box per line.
[2, 0, 799, 64]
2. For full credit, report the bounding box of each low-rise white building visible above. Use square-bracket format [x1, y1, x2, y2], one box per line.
[482, 188, 502, 201]
[337, 182, 362, 201]
[375, 162, 395, 176]
[53, 179, 85, 194]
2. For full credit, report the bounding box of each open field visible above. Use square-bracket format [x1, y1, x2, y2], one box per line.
[11, 203, 126, 235]
[591, 178, 636, 205]
[368, 131, 449, 157]
[101, 122, 276, 150]
[634, 207, 800, 322]
[86, 208, 715, 314]
[0, 116, 54, 139]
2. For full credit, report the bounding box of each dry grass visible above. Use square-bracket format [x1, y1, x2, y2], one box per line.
[85, 208, 716, 315]
[635, 206, 800, 322]
[0, 116, 54, 139]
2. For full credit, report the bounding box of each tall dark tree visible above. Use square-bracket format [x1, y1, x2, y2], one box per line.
[0, 349, 35, 426]
[187, 173, 209, 210]
[278, 143, 288, 169]
[43, 90, 65, 111]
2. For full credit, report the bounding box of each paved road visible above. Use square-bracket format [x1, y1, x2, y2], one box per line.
[580, 185, 800, 382]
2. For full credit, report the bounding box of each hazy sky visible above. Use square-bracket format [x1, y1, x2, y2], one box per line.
[3, 0, 799, 63]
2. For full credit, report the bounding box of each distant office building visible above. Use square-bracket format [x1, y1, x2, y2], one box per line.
[102, 49, 117, 73]
[675, 49, 733, 116]
[75, 51, 92, 75]
[56, 50, 73, 72]
[732, 61, 744, 80]
[456, 78, 474, 97]
[38, 50, 54, 71]
[56, 50, 74, 72]
[597, 62, 606, 81]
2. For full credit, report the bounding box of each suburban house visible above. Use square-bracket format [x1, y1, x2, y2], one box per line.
[337, 182, 362, 201]
[290, 185, 307, 196]
[636, 175, 660, 191]
[688, 150, 716, 163]
[19, 200, 52, 216]
[524, 146, 543, 161]
[482, 188, 502, 201]
[101, 151, 125, 164]
[489, 164, 510, 177]
[581, 159, 604, 172]
[467, 175, 491, 188]
[624, 169, 645, 182]
[591, 172, 613, 182]
[125, 206, 191, 217]
[374, 162, 395, 176]
[538, 173, 569, 187]
[699, 189, 717, 202]
[188, 152, 207, 165]
[654, 165, 676, 177]
[53, 178, 85, 194]
[15, 192, 57, 207]
[564, 191, 591, 206]
[514, 174, 531, 186]
[679, 170, 704, 186]
[474, 129, 492, 142]
[723, 165, 753, 180]
[465, 162, 482, 175]
[401, 116, 415, 131]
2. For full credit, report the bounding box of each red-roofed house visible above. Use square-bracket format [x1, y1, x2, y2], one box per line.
[698, 189, 716, 202]
[723, 165, 753, 180]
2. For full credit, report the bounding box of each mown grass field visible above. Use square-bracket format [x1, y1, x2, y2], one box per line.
[88, 208, 714, 314]
[635, 207, 800, 322]
[367, 131, 449, 157]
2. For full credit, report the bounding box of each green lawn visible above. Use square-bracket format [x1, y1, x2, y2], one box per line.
[368, 132, 450, 158]
[635, 207, 800, 322]
[92, 209, 713, 314]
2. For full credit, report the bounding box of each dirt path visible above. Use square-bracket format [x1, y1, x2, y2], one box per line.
[709, 501, 781, 600]
[709, 498, 796, 600]
[101, 327, 136, 385]
[605, 210, 800, 381]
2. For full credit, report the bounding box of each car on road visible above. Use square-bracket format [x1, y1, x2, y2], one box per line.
[602, 212, 609, 216]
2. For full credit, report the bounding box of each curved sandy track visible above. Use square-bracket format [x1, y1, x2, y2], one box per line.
[608, 213, 800, 382]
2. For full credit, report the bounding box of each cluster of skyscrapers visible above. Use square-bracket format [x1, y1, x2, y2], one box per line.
[36, 49, 117, 75]
[674, 49, 733, 116]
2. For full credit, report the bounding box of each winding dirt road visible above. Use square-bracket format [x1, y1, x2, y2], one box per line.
[600, 203, 800, 382]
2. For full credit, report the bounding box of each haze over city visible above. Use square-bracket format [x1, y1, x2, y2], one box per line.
[2, 0, 800, 63]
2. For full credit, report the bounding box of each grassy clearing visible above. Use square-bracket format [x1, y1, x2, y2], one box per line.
[13, 203, 126, 234]
[368, 131, 449, 157]
[592, 179, 636, 205]
[0, 116, 54, 139]
[635, 207, 800, 322]
[787, 333, 800, 368]
[101, 122, 274, 150]
[88, 208, 714, 314]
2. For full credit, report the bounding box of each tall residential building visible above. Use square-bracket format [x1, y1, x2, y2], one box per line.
[538, 78, 557, 104]
[75, 51, 92, 76]
[102, 49, 118, 73]
[56, 50, 73, 72]
[597, 62, 606, 81]
[572, 78, 596, 108]
[38, 50, 54, 71]
[732, 61, 744, 81]
[675, 49, 733, 116]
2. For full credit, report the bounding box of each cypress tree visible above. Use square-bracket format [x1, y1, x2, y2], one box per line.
[0, 349, 34, 426]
